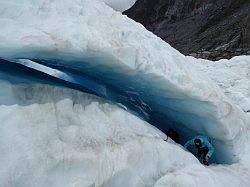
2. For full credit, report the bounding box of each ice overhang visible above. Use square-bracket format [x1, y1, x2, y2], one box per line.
[0, 53, 247, 164]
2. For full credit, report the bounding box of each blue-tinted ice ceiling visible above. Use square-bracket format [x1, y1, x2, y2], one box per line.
[0, 54, 243, 164]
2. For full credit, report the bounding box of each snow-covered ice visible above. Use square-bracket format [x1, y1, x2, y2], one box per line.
[1, 80, 250, 187]
[0, 0, 248, 162]
[192, 56, 250, 115]
[0, 0, 250, 186]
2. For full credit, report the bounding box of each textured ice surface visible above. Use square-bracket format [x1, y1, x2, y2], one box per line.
[0, 0, 250, 186]
[0, 81, 249, 187]
[0, 0, 248, 163]
[192, 56, 250, 115]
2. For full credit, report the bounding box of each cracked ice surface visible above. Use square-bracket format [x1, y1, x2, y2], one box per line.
[0, 0, 250, 186]
[0, 0, 248, 163]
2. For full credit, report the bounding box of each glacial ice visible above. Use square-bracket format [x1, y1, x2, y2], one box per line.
[192, 56, 250, 115]
[0, 0, 247, 163]
[0, 0, 250, 186]
[0, 76, 249, 187]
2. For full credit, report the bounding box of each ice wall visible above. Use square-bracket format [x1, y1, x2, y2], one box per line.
[0, 80, 179, 187]
[0, 55, 246, 164]
[0, 0, 248, 163]
[2, 80, 249, 187]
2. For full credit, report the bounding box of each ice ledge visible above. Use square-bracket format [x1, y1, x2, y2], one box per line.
[0, 55, 247, 164]
[0, 0, 248, 163]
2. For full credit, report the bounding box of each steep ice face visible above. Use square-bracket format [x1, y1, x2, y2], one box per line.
[0, 0, 248, 164]
[0, 80, 194, 187]
[1, 80, 250, 187]
[0, 0, 250, 186]
[2, 79, 250, 187]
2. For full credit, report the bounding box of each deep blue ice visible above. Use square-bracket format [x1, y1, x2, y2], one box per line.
[0, 57, 232, 163]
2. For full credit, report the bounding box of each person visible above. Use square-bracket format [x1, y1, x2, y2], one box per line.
[165, 128, 180, 143]
[184, 135, 214, 166]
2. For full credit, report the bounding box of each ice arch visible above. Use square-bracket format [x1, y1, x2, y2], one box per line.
[0, 0, 247, 164]
[0, 53, 246, 164]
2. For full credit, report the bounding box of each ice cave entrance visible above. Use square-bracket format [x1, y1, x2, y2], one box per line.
[0, 58, 237, 164]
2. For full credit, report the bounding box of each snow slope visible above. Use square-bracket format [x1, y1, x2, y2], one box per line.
[0, 80, 172, 187]
[0, 0, 250, 186]
[1, 80, 250, 187]
[0, 0, 248, 163]
[192, 56, 250, 115]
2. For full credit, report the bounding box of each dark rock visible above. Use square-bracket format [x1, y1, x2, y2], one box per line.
[124, 0, 250, 60]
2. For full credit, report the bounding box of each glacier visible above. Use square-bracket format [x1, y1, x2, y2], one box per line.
[192, 56, 250, 116]
[0, 0, 250, 187]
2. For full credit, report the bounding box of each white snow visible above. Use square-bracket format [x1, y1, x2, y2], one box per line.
[1, 81, 250, 187]
[191, 56, 250, 115]
[0, 0, 250, 186]
[0, 0, 248, 161]
[0, 81, 195, 187]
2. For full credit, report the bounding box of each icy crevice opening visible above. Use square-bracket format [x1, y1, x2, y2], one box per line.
[0, 80, 176, 187]
[0, 0, 247, 165]
[1, 76, 249, 187]
[0, 55, 247, 164]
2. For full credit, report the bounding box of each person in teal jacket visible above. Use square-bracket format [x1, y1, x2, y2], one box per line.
[184, 135, 214, 166]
